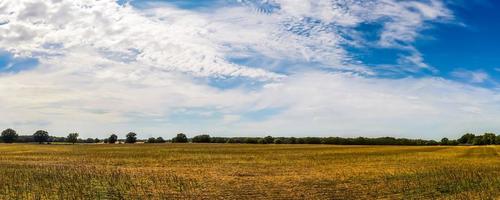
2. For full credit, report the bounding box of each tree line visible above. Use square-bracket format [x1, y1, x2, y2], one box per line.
[1, 128, 500, 145]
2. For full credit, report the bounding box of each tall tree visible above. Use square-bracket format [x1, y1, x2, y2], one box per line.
[33, 130, 50, 144]
[172, 133, 188, 143]
[125, 132, 137, 144]
[108, 134, 118, 144]
[458, 133, 475, 144]
[1, 128, 18, 143]
[440, 137, 449, 145]
[66, 133, 79, 144]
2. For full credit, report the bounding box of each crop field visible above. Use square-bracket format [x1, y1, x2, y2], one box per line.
[0, 144, 499, 199]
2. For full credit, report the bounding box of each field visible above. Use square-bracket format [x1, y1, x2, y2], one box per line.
[0, 144, 499, 199]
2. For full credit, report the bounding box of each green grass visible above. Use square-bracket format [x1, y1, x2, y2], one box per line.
[0, 144, 498, 199]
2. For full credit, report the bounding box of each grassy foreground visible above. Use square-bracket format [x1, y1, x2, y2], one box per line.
[0, 144, 498, 199]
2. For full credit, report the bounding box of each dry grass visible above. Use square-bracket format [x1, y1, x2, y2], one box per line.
[0, 144, 498, 199]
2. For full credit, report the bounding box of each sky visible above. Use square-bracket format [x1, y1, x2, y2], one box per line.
[0, 0, 499, 139]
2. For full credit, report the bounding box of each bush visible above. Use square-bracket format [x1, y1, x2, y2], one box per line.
[1, 128, 18, 143]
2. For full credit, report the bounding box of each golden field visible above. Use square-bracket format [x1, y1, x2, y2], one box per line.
[0, 144, 498, 199]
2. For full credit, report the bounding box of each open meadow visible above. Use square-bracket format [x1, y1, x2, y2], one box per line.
[0, 144, 499, 199]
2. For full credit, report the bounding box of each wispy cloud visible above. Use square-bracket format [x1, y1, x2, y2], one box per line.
[451, 69, 490, 83]
[0, 0, 496, 139]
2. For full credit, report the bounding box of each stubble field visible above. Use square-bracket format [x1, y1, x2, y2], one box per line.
[0, 144, 499, 199]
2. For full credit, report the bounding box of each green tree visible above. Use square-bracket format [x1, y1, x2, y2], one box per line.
[125, 132, 137, 144]
[66, 133, 79, 144]
[458, 133, 475, 144]
[1, 128, 18, 143]
[472, 136, 484, 145]
[192, 134, 211, 143]
[108, 134, 118, 144]
[156, 137, 166, 143]
[147, 137, 156, 143]
[33, 130, 49, 144]
[483, 133, 496, 145]
[172, 133, 188, 143]
[440, 137, 449, 145]
[263, 136, 274, 144]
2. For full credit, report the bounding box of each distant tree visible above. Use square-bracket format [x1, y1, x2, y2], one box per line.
[66, 133, 79, 144]
[103, 138, 109, 144]
[483, 133, 496, 145]
[125, 132, 137, 144]
[304, 137, 322, 144]
[147, 137, 156, 143]
[447, 140, 459, 145]
[274, 138, 283, 144]
[172, 133, 188, 143]
[192, 134, 211, 143]
[440, 137, 449, 145]
[263, 136, 274, 144]
[244, 137, 258, 144]
[1, 128, 18, 143]
[94, 138, 101, 143]
[458, 133, 475, 144]
[156, 137, 166, 143]
[33, 130, 49, 144]
[472, 136, 484, 145]
[496, 135, 500, 145]
[84, 138, 94, 143]
[211, 137, 227, 143]
[108, 134, 118, 144]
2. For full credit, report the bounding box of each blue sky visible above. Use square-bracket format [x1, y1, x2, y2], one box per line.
[0, 0, 499, 139]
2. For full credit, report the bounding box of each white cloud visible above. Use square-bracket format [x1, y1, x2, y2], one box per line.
[230, 72, 500, 138]
[451, 69, 490, 83]
[2, 0, 495, 140]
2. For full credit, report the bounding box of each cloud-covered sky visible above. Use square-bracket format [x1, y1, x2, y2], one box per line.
[0, 0, 499, 139]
